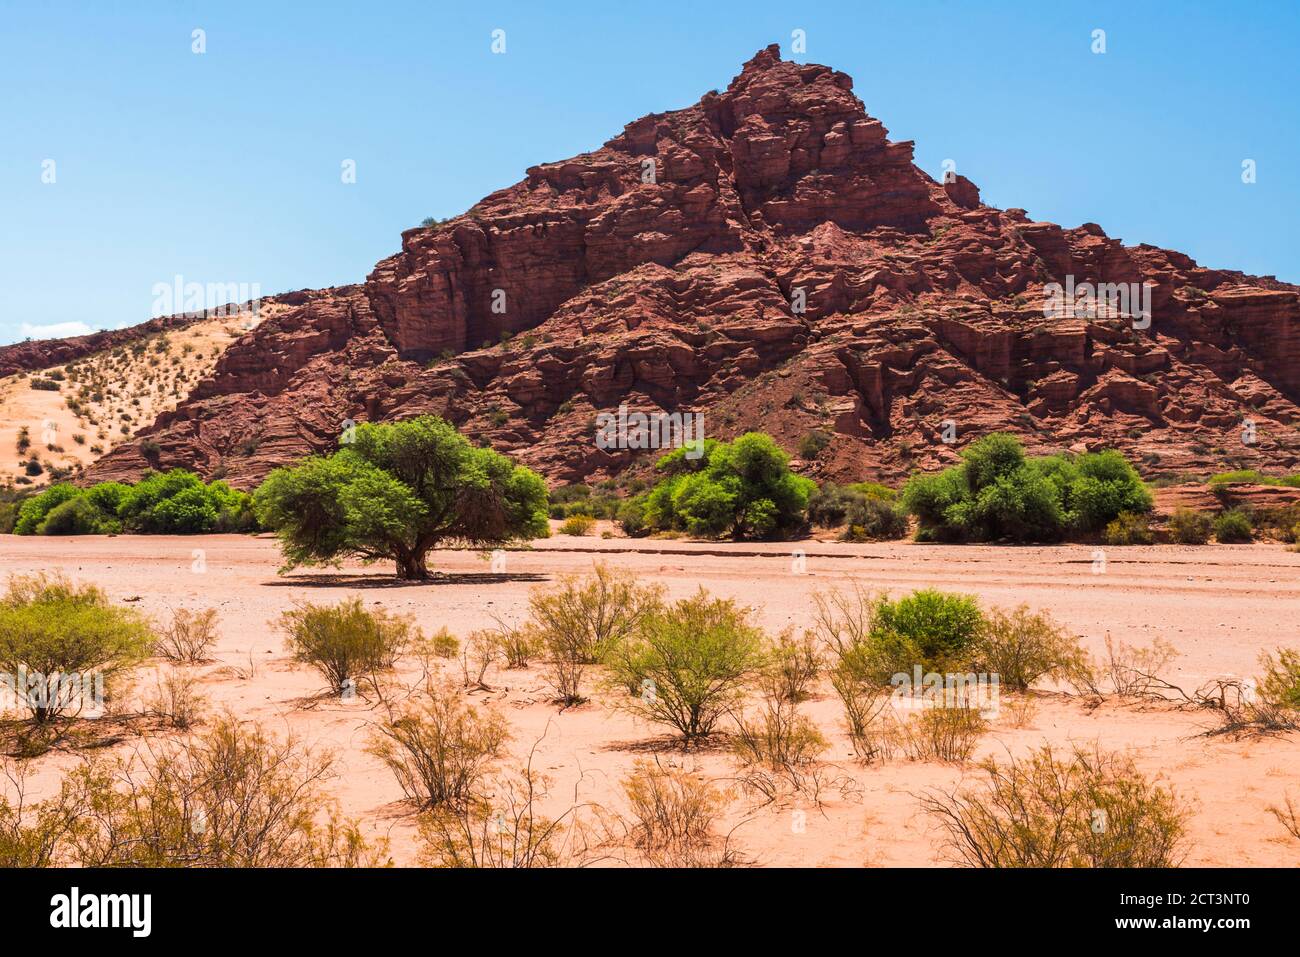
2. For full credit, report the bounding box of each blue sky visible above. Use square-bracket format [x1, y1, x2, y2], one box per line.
[1, 0, 1296, 345]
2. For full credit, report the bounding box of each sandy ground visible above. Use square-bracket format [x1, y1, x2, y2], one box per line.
[1, 528, 1298, 867]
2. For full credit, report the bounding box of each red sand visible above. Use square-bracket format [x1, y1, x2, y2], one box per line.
[2, 530, 1298, 866]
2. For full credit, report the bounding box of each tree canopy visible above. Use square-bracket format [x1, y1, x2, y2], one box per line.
[252, 416, 548, 579]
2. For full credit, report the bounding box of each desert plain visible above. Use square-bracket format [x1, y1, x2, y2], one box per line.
[2, 526, 1296, 867]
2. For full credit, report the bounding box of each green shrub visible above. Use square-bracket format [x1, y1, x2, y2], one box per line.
[1168, 507, 1212, 545]
[558, 514, 595, 536]
[622, 433, 815, 540]
[974, 605, 1086, 692]
[13, 484, 82, 535]
[0, 573, 153, 723]
[901, 435, 1150, 543]
[1103, 511, 1153, 545]
[608, 589, 765, 745]
[797, 430, 832, 460]
[37, 496, 111, 535]
[280, 598, 415, 694]
[871, 589, 984, 677]
[842, 496, 908, 541]
[1213, 508, 1253, 544]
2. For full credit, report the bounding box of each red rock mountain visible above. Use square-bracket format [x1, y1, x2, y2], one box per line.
[77, 45, 1298, 489]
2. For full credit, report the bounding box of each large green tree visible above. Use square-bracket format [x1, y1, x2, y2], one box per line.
[253, 416, 548, 579]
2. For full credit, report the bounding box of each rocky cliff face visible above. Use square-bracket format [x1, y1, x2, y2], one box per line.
[81, 45, 1299, 489]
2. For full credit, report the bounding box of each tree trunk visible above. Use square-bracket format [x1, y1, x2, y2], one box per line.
[395, 551, 429, 580]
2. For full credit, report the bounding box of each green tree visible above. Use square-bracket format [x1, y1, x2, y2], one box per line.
[626, 433, 814, 540]
[253, 416, 548, 579]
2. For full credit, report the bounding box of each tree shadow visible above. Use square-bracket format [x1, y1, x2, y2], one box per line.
[262, 572, 548, 589]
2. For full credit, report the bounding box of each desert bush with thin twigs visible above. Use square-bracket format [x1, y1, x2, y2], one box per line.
[1258, 647, 1300, 711]
[529, 563, 664, 664]
[418, 736, 602, 868]
[491, 620, 542, 670]
[531, 564, 664, 706]
[920, 744, 1189, 867]
[731, 682, 830, 798]
[368, 683, 508, 810]
[1067, 634, 1179, 698]
[608, 588, 766, 746]
[811, 585, 897, 760]
[154, 607, 219, 663]
[143, 667, 208, 730]
[0, 761, 85, 867]
[1269, 791, 1300, 842]
[0, 572, 153, 724]
[280, 597, 414, 695]
[973, 604, 1088, 692]
[896, 702, 987, 762]
[621, 760, 742, 867]
[38, 715, 387, 866]
[766, 629, 821, 703]
[427, 627, 459, 659]
[459, 630, 499, 690]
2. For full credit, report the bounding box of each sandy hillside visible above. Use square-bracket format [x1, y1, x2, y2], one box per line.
[1, 531, 1297, 868]
[0, 304, 289, 489]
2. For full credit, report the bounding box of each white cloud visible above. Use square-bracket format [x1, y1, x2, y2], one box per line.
[19, 321, 96, 340]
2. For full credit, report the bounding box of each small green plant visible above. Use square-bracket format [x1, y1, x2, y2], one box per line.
[1168, 507, 1212, 545]
[280, 598, 414, 695]
[974, 605, 1087, 692]
[1103, 511, 1153, 545]
[797, 430, 832, 460]
[558, 514, 595, 536]
[0, 573, 153, 724]
[1213, 508, 1253, 544]
[608, 589, 765, 746]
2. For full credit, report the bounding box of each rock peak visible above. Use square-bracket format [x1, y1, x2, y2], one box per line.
[740, 43, 783, 74]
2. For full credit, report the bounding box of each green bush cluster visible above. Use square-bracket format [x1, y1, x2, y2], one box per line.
[1208, 469, 1300, 488]
[547, 483, 621, 520]
[1213, 508, 1253, 544]
[13, 469, 256, 536]
[619, 433, 815, 540]
[902, 434, 1151, 543]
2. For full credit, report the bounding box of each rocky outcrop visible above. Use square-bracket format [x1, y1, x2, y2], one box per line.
[79, 45, 1300, 489]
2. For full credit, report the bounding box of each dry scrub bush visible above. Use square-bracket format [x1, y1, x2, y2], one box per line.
[609, 589, 765, 746]
[621, 760, 741, 867]
[155, 607, 219, 664]
[766, 629, 821, 703]
[0, 762, 85, 867]
[427, 627, 459, 659]
[20, 715, 386, 866]
[731, 683, 830, 799]
[1259, 647, 1300, 711]
[280, 597, 413, 695]
[529, 563, 664, 665]
[973, 605, 1087, 692]
[144, 667, 208, 730]
[491, 620, 541, 670]
[459, 630, 499, 690]
[1067, 634, 1179, 698]
[921, 745, 1189, 868]
[419, 738, 601, 868]
[811, 585, 896, 761]
[368, 683, 508, 811]
[0, 572, 153, 724]
[1269, 791, 1300, 842]
[897, 702, 987, 762]
[530, 565, 662, 706]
